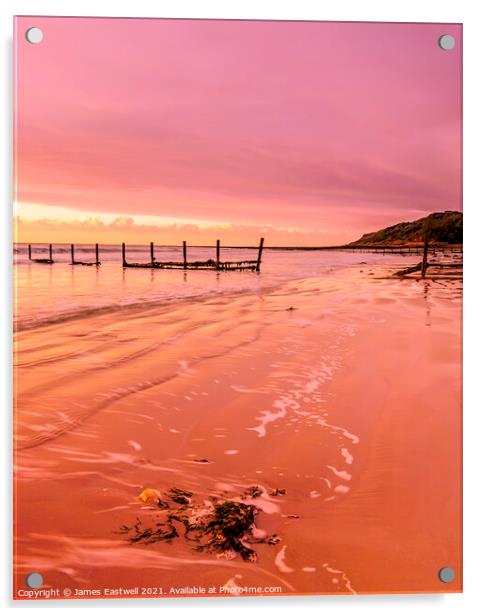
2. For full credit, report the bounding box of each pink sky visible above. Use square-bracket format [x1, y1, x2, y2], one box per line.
[14, 17, 461, 245]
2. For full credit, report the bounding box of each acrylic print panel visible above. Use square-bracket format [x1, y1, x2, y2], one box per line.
[13, 16, 462, 599]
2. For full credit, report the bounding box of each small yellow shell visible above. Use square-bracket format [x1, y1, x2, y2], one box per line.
[138, 488, 162, 505]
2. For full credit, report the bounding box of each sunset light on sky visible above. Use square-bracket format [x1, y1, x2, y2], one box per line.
[14, 17, 462, 246]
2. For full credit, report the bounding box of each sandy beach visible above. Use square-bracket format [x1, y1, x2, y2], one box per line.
[13, 249, 462, 597]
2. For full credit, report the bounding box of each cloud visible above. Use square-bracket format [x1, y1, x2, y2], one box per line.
[14, 215, 353, 247]
[15, 18, 461, 239]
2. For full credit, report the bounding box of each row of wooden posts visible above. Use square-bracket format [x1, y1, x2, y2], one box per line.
[392, 231, 431, 278]
[348, 245, 458, 255]
[27, 239, 265, 272]
[27, 243, 99, 266]
[122, 239, 264, 271]
[393, 230, 462, 278]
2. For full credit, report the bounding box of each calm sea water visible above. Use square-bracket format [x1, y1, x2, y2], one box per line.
[13, 243, 445, 331]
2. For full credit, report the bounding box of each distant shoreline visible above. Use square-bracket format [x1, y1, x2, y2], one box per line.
[14, 242, 463, 251]
[257, 243, 463, 251]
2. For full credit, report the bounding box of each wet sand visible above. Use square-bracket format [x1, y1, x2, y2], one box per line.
[14, 264, 462, 597]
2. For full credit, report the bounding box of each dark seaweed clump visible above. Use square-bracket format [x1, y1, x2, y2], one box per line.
[166, 487, 192, 505]
[118, 486, 281, 561]
[196, 500, 258, 561]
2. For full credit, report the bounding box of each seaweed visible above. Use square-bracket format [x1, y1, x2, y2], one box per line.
[166, 487, 192, 505]
[241, 485, 263, 499]
[201, 501, 258, 561]
[119, 486, 283, 561]
[269, 488, 286, 497]
[156, 500, 170, 509]
[119, 517, 179, 544]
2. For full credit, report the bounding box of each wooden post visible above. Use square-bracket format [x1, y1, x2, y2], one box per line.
[28, 244, 32, 260]
[216, 240, 220, 269]
[71, 243, 75, 264]
[421, 230, 429, 278]
[95, 243, 100, 265]
[256, 237, 264, 272]
[49, 244, 53, 262]
[183, 241, 187, 269]
[122, 242, 127, 267]
[150, 241, 155, 264]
